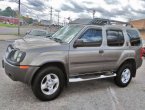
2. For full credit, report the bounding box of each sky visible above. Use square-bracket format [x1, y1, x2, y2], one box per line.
[0, 0, 145, 23]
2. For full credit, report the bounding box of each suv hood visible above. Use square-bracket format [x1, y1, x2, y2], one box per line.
[13, 37, 61, 50]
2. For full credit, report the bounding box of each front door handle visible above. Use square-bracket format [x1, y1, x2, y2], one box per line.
[99, 50, 104, 54]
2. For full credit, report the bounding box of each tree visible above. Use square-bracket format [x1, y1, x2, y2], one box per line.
[22, 16, 34, 24]
[28, 18, 33, 24]
[0, 7, 17, 17]
[0, 9, 2, 15]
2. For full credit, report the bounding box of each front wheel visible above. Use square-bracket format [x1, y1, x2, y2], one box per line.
[32, 66, 65, 101]
[114, 63, 133, 87]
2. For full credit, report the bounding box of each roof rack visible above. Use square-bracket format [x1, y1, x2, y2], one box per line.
[69, 18, 133, 27]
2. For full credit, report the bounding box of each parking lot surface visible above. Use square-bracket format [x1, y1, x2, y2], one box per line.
[0, 41, 145, 110]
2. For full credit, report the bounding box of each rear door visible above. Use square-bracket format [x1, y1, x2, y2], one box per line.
[102, 28, 126, 71]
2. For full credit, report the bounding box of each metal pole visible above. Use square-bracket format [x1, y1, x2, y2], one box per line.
[143, 20, 145, 29]
[50, 6, 52, 24]
[64, 17, 65, 26]
[18, 0, 20, 36]
[58, 11, 60, 26]
[93, 10, 96, 19]
[49, 7, 52, 32]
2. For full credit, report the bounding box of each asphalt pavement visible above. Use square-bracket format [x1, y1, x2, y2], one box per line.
[0, 41, 145, 110]
[0, 26, 58, 35]
[0, 27, 31, 35]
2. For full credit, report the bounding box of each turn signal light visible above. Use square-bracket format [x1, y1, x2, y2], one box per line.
[19, 65, 29, 69]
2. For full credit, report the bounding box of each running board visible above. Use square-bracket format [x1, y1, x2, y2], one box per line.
[69, 73, 116, 83]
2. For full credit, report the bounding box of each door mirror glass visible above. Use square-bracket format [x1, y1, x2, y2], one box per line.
[25, 31, 30, 35]
[73, 39, 84, 48]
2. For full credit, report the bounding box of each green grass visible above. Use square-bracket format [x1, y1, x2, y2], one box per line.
[0, 23, 17, 28]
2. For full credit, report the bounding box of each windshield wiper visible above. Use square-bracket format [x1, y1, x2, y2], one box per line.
[53, 38, 64, 43]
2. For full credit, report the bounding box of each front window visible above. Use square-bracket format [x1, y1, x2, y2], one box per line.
[52, 25, 84, 43]
[79, 28, 102, 46]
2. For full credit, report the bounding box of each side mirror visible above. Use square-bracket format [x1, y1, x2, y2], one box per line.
[46, 33, 53, 38]
[46, 34, 51, 38]
[25, 31, 30, 35]
[73, 39, 84, 48]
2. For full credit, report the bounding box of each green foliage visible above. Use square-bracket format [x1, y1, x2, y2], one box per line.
[22, 16, 34, 24]
[0, 23, 17, 28]
[0, 7, 17, 17]
[28, 18, 33, 24]
[0, 7, 34, 24]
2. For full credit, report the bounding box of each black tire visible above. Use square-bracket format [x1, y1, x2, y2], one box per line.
[114, 63, 133, 87]
[32, 66, 65, 101]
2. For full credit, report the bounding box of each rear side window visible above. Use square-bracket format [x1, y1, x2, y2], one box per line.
[126, 30, 141, 46]
[106, 30, 124, 46]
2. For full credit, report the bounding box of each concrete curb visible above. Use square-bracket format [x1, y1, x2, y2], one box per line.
[0, 35, 19, 41]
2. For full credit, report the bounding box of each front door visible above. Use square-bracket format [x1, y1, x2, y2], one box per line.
[69, 28, 104, 75]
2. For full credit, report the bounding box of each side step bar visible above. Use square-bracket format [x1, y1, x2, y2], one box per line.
[69, 73, 116, 83]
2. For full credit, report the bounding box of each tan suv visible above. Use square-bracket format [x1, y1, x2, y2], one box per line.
[2, 18, 143, 101]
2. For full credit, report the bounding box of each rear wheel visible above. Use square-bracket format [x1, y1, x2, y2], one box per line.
[32, 66, 65, 101]
[114, 63, 133, 87]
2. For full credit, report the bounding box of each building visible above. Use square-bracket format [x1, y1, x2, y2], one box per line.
[33, 19, 39, 25]
[130, 19, 145, 39]
[40, 20, 52, 26]
[0, 16, 19, 25]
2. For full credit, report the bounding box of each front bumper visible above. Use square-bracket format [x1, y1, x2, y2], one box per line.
[2, 58, 40, 85]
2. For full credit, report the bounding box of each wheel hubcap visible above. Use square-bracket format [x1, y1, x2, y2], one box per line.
[121, 68, 131, 84]
[41, 73, 59, 95]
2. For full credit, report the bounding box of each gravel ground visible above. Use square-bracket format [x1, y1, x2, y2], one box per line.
[0, 41, 145, 110]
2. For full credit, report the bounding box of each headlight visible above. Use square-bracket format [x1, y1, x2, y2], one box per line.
[13, 51, 24, 62]
[5, 45, 13, 58]
[6, 45, 26, 63]
[14, 51, 19, 60]
[9, 50, 26, 63]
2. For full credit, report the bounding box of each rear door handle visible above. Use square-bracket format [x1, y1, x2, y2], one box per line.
[99, 50, 104, 54]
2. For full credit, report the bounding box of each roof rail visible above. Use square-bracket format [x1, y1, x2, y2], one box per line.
[70, 18, 133, 27]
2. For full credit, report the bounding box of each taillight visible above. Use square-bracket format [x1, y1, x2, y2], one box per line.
[140, 47, 143, 60]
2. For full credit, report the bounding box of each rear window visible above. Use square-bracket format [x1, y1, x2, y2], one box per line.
[106, 30, 124, 46]
[127, 29, 141, 46]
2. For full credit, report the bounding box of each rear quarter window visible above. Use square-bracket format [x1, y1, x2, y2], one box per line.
[126, 29, 141, 46]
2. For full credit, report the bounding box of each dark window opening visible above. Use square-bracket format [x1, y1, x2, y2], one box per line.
[127, 30, 141, 46]
[106, 30, 124, 46]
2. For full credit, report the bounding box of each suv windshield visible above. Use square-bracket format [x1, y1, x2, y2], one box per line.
[52, 25, 84, 43]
